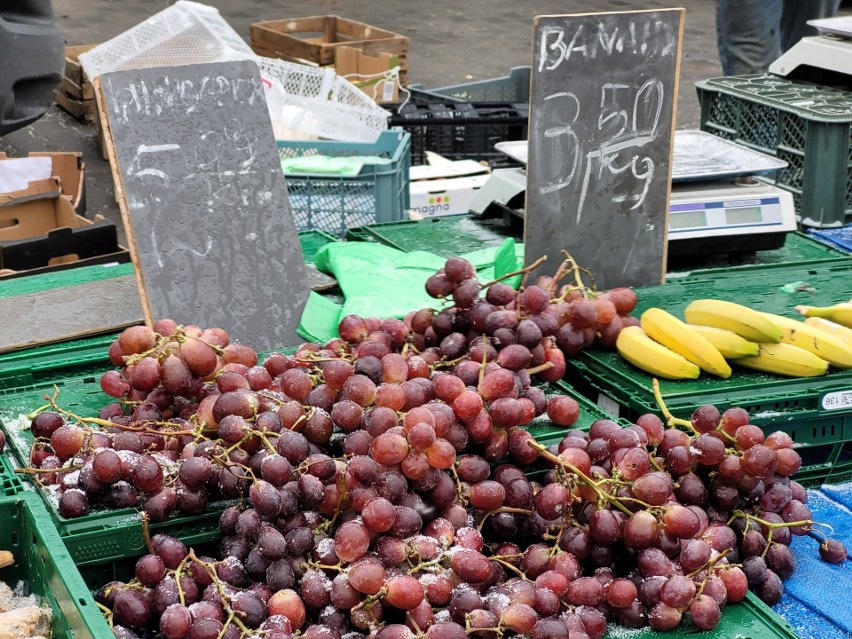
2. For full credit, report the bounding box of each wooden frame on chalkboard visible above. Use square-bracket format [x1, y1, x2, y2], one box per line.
[93, 76, 155, 331]
[525, 8, 685, 290]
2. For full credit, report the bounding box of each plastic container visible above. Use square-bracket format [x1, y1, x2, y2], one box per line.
[278, 130, 411, 236]
[810, 224, 852, 253]
[388, 101, 528, 166]
[0, 492, 111, 639]
[697, 74, 852, 228]
[347, 215, 522, 257]
[78, 1, 256, 81]
[564, 262, 852, 486]
[258, 56, 389, 143]
[0, 377, 228, 566]
[413, 66, 531, 103]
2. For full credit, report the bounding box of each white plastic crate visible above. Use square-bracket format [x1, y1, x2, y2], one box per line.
[78, 1, 256, 80]
[259, 57, 388, 143]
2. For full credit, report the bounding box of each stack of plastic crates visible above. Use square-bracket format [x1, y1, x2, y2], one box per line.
[697, 73, 852, 228]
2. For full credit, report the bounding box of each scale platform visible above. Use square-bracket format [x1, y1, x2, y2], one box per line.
[470, 132, 797, 257]
[770, 17, 852, 78]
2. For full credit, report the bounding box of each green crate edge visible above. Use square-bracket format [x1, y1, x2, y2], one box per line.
[0, 451, 25, 496]
[698, 75, 852, 123]
[0, 492, 112, 639]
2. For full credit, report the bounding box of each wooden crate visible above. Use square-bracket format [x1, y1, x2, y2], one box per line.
[251, 16, 409, 85]
[55, 45, 97, 123]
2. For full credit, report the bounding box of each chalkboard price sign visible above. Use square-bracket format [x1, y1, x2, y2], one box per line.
[525, 10, 684, 289]
[96, 61, 309, 352]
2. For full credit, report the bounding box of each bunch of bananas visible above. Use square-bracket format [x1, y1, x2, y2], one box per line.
[616, 300, 852, 380]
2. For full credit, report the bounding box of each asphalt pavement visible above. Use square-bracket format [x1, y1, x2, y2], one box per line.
[0, 0, 722, 227]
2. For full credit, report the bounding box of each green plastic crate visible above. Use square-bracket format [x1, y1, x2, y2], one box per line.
[0, 492, 111, 639]
[71, 512, 799, 639]
[0, 451, 24, 496]
[347, 215, 522, 258]
[299, 229, 338, 264]
[0, 377, 228, 566]
[0, 262, 135, 301]
[565, 262, 852, 486]
[667, 232, 851, 282]
[0, 333, 118, 392]
[698, 74, 852, 227]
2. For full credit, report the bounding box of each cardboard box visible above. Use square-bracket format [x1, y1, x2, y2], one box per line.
[0, 178, 124, 277]
[335, 46, 400, 103]
[251, 16, 409, 85]
[0, 152, 85, 214]
[409, 160, 491, 218]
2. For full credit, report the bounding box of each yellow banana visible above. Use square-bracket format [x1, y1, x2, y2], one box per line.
[795, 303, 852, 329]
[689, 325, 760, 359]
[641, 309, 732, 378]
[616, 326, 701, 380]
[760, 312, 852, 369]
[684, 300, 783, 343]
[804, 317, 852, 343]
[734, 343, 829, 377]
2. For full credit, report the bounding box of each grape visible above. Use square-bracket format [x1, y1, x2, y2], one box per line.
[51, 424, 84, 459]
[92, 449, 123, 484]
[101, 370, 131, 398]
[534, 483, 569, 520]
[119, 325, 156, 355]
[114, 589, 152, 628]
[689, 595, 721, 630]
[384, 575, 424, 609]
[135, 554, 166, 586]
[266, 590, 306, 629]
[31, 411, 64, 439]
[566, 577, 604, 606]
[546, 396, 580, 426]
[659, 575, 696, 608]
[606, 578, 638, 608]
[59, 489, 89, 518]
[819, 538, 848, 563]
[691, 405, 721, 433]
[648, 603, 681, 631]
[160, 604, 192, 639]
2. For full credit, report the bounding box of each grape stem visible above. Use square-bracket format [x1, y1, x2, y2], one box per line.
[140, 511, 155, 555]
[481, 256, 547, 288]
[188, 550, 253, 636]
[687, 548, 730, 578]
[525, 362, 555, 376]
[15, 465, 83, 475]
[95, 602, 114, 629]
[527, 441, 632, 516]
[489, 556, 530, 582]
[560, 250, 598, 298]
[478, 335, 489, 384]
[477, 507, 533, 532]
[25, 402, 51, 421]
[651, 379, 696, 431]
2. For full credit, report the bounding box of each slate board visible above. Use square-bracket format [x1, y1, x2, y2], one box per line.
[0, 276, 143, 353]
[525, 10, 684, 289]
[95, 61, 309, 352]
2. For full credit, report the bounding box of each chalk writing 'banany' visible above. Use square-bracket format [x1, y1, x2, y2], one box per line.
[537, 19, 676, 71]
[109, 75, 263, 124]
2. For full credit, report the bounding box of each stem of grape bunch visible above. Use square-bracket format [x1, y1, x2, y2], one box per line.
[651, 379, 697, 432]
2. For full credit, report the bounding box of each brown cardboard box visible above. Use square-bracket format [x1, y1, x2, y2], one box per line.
[0, 179, 125, 277]
[251, 16, 409, 85]
[335, 46, 400, 103]
[0, 152, 85, 214]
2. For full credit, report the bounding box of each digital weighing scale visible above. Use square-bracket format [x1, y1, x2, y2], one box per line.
[770, 16, 852, 79]
[469, 131, 797, 257]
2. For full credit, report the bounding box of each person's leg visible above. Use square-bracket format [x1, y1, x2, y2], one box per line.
[781, 0, 841, 52]
[717, 0, 783, 75]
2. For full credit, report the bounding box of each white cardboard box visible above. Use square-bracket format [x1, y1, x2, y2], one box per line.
[409, 160, 491, 218]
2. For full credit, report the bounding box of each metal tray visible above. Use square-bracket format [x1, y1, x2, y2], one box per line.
[807, 16, 852, 39]
[671, 130, 787, 182]
[497, 133, 787, 183]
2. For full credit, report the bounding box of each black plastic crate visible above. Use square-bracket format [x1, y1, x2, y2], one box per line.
[388, 101, 528, 166]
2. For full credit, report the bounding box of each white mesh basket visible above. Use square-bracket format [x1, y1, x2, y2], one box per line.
[78, 1, 256, 80]
[258, 57, 389, 144]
